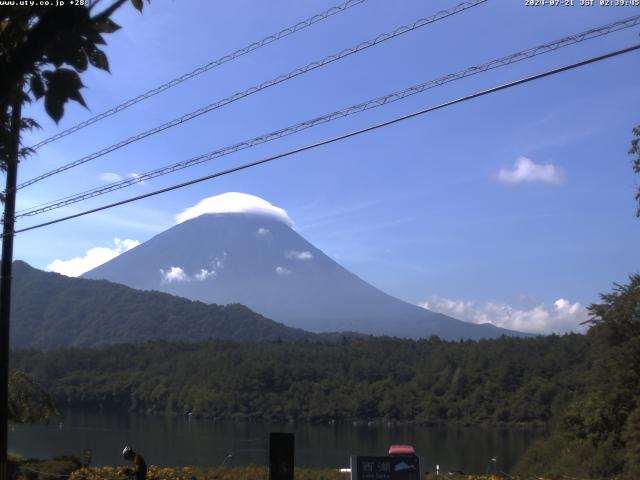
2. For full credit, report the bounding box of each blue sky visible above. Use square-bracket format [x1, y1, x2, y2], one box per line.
[12, 0, 640, 333]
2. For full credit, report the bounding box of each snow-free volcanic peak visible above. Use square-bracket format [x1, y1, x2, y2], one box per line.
[84, 194, 528, 340]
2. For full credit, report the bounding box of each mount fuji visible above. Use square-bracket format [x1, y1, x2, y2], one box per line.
[84, 193, 526, 340]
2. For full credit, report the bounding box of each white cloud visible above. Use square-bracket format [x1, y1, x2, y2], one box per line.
[213, 253, 227, 269]
[47, 238, 140, 277]
[496, 157, 563, 185]
[129, 173, 146, 186]
[275, 266, 292, 276]
[257, 228, 270, 236]
[99, 172, 146, 185]
[99, 172, 124, 182]
[418, 295, 588, 334]
[160, 266, 189, 283]
[285, 250, 313, 261]
[195, 269, 215, 281]
[163, 254, 227, 283]
[175, 192, 293, 226]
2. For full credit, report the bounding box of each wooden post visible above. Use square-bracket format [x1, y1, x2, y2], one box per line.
[0, 94, 22, 480]
[269, 432, 294, 480]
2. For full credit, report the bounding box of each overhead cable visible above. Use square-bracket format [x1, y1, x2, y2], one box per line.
[15, 0, 487, 191]
[9, 43, 640, 236]
[28, 0, 370, 150]
[14, 14, 640, 219]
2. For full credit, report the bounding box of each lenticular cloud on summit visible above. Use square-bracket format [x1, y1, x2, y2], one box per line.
[175, 192, 293, 226]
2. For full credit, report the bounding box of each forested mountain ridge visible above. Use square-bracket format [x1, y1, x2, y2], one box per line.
[10, 260, 323, 348]
[12, 334, 590, 426]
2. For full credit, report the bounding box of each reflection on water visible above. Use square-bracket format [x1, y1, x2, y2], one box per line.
[9, 410, 542, 473]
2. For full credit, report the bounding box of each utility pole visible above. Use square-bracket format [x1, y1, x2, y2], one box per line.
[0, 93, 22, 480]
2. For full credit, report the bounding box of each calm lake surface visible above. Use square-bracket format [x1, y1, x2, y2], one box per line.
[9, 411, 542, 473]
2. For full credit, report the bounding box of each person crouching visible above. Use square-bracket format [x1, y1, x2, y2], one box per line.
[122, 446, 147, 480]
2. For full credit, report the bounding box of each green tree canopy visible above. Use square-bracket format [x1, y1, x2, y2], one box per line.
[0, 0, 149, 174]
[1, 0, 149, 432]
[8, 371, 57, 424]
[630, 126, 640, 217]
[516, 274, 640, 478]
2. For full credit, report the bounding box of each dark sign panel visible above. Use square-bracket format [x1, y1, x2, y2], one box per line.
[269, 432, 294, 480]
[351, 455, 421, 480]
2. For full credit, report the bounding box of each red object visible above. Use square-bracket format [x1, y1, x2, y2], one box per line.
[388, 445, 416, 456]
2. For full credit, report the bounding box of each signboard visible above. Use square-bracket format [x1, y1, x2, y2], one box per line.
[350, 455, 422, 480]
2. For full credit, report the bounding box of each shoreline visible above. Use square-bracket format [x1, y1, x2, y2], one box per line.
[51, 407, 550, 430]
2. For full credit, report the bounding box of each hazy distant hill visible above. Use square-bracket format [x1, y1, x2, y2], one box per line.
[10, 261, 322, 349]
[85, 212, 527, 340]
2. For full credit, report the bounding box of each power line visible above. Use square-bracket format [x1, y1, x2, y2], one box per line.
[9, 43, 640, 237]
[14, 14, 640, 220]
[28, 0, 370, 151]
[15, 0, 487, 191]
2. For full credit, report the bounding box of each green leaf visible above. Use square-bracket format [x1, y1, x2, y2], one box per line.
[68, 89, 87, 108]
[95, 17, 121, 34]
[131, 0, 143, 11]
[44, 94, 65, 123]
[42, 68, 88, 121]
[88, 47, 109, 72]
[30, 75, 44, 99]
[43, 68, 85, 94]
[20, 118, 41, 131]
[19, 146, 36, 160]
[67, 48, 89, 72]
[86, 30, 106, 45]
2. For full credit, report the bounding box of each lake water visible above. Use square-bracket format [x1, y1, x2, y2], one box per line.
[9, 411, 542, 473]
